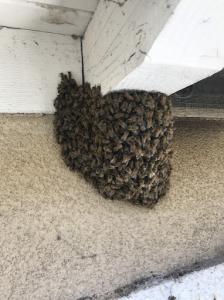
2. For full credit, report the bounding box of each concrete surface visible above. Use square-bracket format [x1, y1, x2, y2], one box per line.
[0, 115, 224, 300]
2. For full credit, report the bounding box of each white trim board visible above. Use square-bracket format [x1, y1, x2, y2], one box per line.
[173, 107, 224, 120]
[119, 263, 224, 300]
[25, 0, 99, 12]
[0, 28, 82, 113]
[83, 0, 224, 96]
[0, 0, 93, 35]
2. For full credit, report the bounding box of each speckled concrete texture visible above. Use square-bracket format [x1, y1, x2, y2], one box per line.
[0, 115, 224, 300]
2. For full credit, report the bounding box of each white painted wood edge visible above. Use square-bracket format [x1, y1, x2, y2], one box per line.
[120, 263, 224, 300]
[26, 0, 99, 12]
[0, 0, 92, 35]
[173, 107, 224, 120]
[113, 63, 221, 96]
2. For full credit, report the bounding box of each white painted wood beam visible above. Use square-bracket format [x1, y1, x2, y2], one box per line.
[173, 107, 224, 120]
[83, 0, 224, 95]
[0, 28, 82, 113]
[0, 0, 93, 35]
[25, 0, 99, 12]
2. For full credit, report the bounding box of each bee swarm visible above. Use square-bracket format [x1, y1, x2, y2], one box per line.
[54, 73, 173, 207]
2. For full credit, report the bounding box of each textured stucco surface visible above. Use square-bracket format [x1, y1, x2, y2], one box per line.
[0, 115, 224, 300]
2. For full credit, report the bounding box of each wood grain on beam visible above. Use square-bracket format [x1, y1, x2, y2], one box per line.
[0, 28, 81, 113]
[83, 0, 224, 95]
[83, 0, 179, 94]
[0, 0, 92, 35]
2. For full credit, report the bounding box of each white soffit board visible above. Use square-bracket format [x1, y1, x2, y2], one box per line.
[0, 28, 81, 113]
[84, 0, 224, 95]
[0, 0, 94, 35]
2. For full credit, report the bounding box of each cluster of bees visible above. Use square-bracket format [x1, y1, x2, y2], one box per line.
[54, 72, 173, 207]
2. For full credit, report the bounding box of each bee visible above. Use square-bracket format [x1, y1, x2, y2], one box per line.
[121, 131, 129, 142]
[113, 144, 123, 152]
[124, 92, 134, 101]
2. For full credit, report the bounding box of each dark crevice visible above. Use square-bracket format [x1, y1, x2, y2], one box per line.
[0, 25, 71, 36]
[80, 36, 85, 85]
